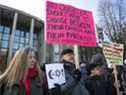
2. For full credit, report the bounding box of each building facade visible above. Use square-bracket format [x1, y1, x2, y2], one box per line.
[0, 4, 44, 72]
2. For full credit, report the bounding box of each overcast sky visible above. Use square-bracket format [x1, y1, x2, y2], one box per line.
[0, 0, 99, 23]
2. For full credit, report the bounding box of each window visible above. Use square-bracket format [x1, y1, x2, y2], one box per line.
[13, 30, 30, 51]
[13, 43, 19, 49]
[2, 34, 9, 40]
[25, 38, 29, 44]
[19, 43, 24, 48]
[20, 37, 25, 43]
[14, 30, 20, 36]
[21, 31, 24, 37]
[33, 32, 39, 49]
[2, 40, 8, 48]
[0, 26, 3, 33]
[14, 36, 19, 43]
[0, 33, 2, 40]
[1, 26, 10, 49]
[26, 32, 29, 38]
[0, 26, 10, 49]
[4, 27, 10, 34]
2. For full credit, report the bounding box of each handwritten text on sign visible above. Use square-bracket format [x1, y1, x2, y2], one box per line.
[45, 63, 66, 89]
[103, 43, 124, 65]
[46, 1, 96, 46]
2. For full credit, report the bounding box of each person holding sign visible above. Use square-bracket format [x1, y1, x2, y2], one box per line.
[0, 46, 43, 95]
[51, 49, 89, 95]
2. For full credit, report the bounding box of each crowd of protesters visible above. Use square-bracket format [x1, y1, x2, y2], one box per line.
[0, 46, 126, 95]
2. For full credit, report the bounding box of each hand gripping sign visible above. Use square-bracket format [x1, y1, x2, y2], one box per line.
[45, 63, 66, 89]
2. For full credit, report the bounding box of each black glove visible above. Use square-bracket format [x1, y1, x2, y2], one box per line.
[73, 69, 81, 81]
[51, 84, 61, 95]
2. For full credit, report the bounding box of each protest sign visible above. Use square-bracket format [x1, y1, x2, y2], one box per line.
[103, 42, 124, 65]
[46, 1, 96, 47]
[103, 42, 124, 95]
[45, 63, 66, 89]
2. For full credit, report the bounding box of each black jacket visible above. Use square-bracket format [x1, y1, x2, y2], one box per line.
[85, 75, 112, 95]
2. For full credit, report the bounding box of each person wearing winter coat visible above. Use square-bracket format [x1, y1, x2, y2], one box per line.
[0, 46, 43, 95]
[85, 63, 114, 95]
[51, 49, 89, 95]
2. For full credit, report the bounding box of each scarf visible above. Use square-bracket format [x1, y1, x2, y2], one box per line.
[19, 67, 38, 95]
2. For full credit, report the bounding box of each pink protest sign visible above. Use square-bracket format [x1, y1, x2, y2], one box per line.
[46, 1, 96, 47]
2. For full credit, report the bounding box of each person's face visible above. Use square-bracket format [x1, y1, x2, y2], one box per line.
[62, 53, 74, 63]
[91, 67, 101, 76]
[27, 51, 37, 69]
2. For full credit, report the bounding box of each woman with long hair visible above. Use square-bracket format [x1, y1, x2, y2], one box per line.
[0, 46, 43, 95]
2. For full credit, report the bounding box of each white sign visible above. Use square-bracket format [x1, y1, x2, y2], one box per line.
[45, 63, 66, 89]
[103, 42, 124, 65]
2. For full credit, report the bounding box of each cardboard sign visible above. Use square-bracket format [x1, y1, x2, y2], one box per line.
[45, 63, 66, 89]
[46, 1, 96, 47]
[103, 43, 124, 65]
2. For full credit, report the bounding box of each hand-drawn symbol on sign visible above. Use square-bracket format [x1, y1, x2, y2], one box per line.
[48, 69, 64, 79]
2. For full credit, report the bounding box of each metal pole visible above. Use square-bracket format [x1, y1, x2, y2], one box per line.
[7, 12, 18, 64]
[29, 18, 34, 47]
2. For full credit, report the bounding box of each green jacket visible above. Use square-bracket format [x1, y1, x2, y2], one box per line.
[3, 78, 43, 95]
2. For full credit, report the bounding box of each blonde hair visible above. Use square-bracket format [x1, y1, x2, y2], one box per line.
[0, 46, 42, 86]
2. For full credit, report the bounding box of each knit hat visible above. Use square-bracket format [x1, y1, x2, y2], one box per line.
[86, 64, 101, 75]
[61, 49, 74, 56]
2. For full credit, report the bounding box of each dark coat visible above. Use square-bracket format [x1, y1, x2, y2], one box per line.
[2, 78, 43, 95]
[0, 83, 5, 95]
[123, 64, 126, 81]
[85, 75, 112, 95]
[58, 60, 89, 95]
